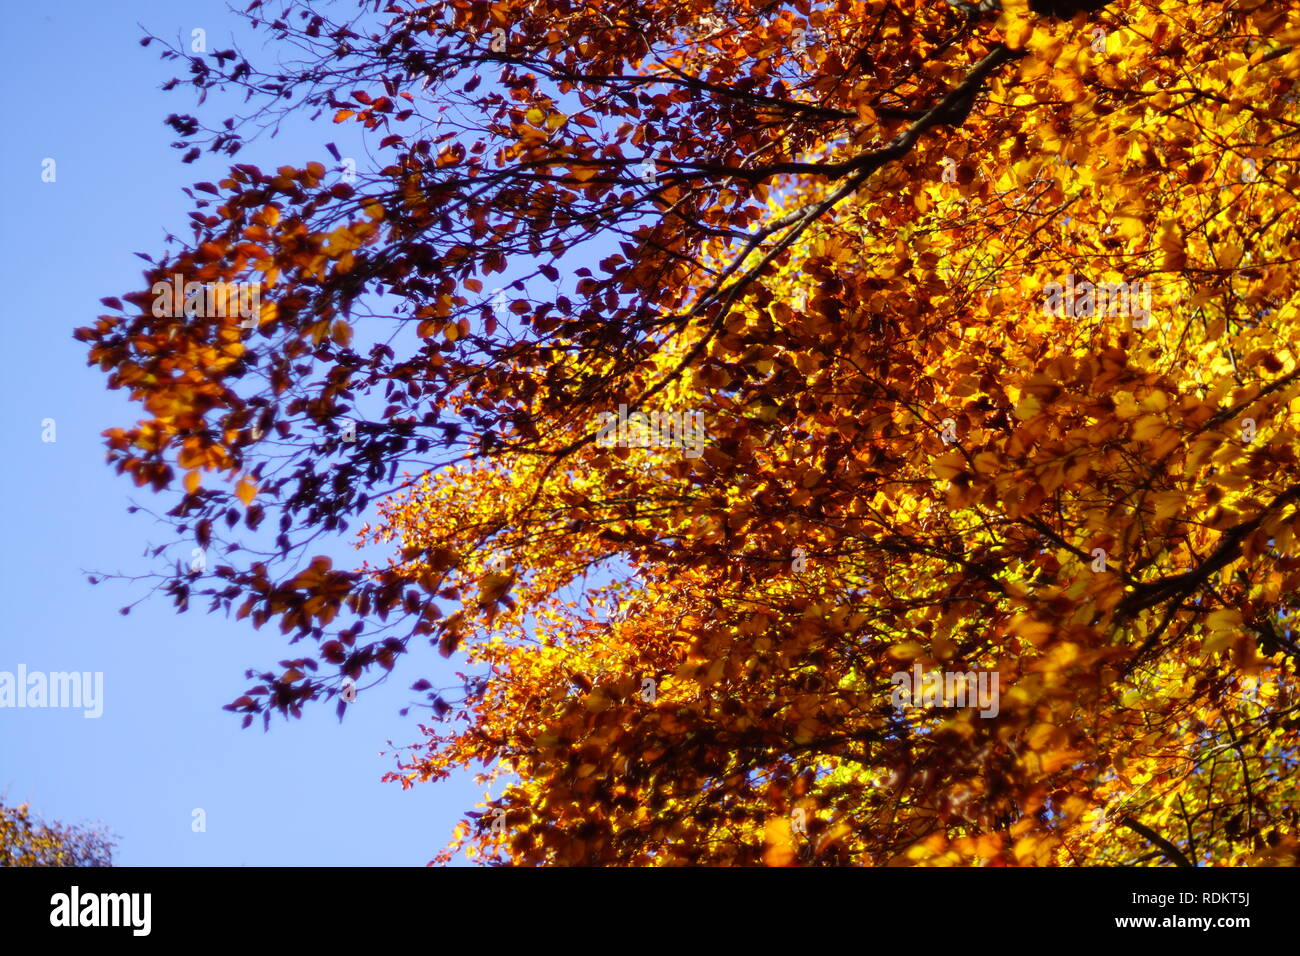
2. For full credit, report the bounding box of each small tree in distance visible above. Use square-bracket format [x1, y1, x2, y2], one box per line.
[0, 801, 116, 867]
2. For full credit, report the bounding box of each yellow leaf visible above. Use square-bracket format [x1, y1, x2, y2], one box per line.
[973, 451, 1000, 475]
[1012, 835, 1039, 863]
[1206, 609, 1242, 632]
[478, 568, 516, 605]
[1215, 242, 1243, 269]
[1158, 221, 1182, 253]
[1116, 215, 1145, 240]
[932, 452, 965, 480]
[1139, 391, 1168, 413]
[1014, 394, 1042, 420]
[997, 0, 1033, 50]
[1012, 614, 1053, 647]
[236, 476, 257, 506]
[1153, 490, 1185, 520]
[888, 641, 924, 661]
[1202, 630, 1236, 654]
[1131, 415, 1165, 442]
[1027, 722, 1057, 751]
[794, 718, 819, 744]
[764, 818, 796, 867]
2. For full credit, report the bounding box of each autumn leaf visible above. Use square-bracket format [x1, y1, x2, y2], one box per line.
[235, 476, 257, 506]
[81, 0, 1300, 869]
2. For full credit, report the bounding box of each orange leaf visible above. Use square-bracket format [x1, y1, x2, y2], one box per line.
[236, 476, 257, 506]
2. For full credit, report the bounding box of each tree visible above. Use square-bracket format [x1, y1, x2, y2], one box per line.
[0, 802, 116, 867]
[79, 0, 1300, 865]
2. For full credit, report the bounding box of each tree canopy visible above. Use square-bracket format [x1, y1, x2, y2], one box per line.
[79, 0, 1300, 865]
[0, 801, 116, 867]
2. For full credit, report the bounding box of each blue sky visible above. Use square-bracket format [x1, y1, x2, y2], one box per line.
[0, 0, 485, 866]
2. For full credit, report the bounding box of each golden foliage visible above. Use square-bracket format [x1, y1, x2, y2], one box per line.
[85, 0, 1300, 864]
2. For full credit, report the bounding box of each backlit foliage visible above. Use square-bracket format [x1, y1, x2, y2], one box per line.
[80, 0, 1300, 865]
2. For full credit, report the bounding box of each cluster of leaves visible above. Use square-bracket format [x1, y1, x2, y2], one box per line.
[81, 0, 1300, 864]
[0, 802, 116, 867]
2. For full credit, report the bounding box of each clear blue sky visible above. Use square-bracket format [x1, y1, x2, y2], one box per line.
[0, 0, 485, 865]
